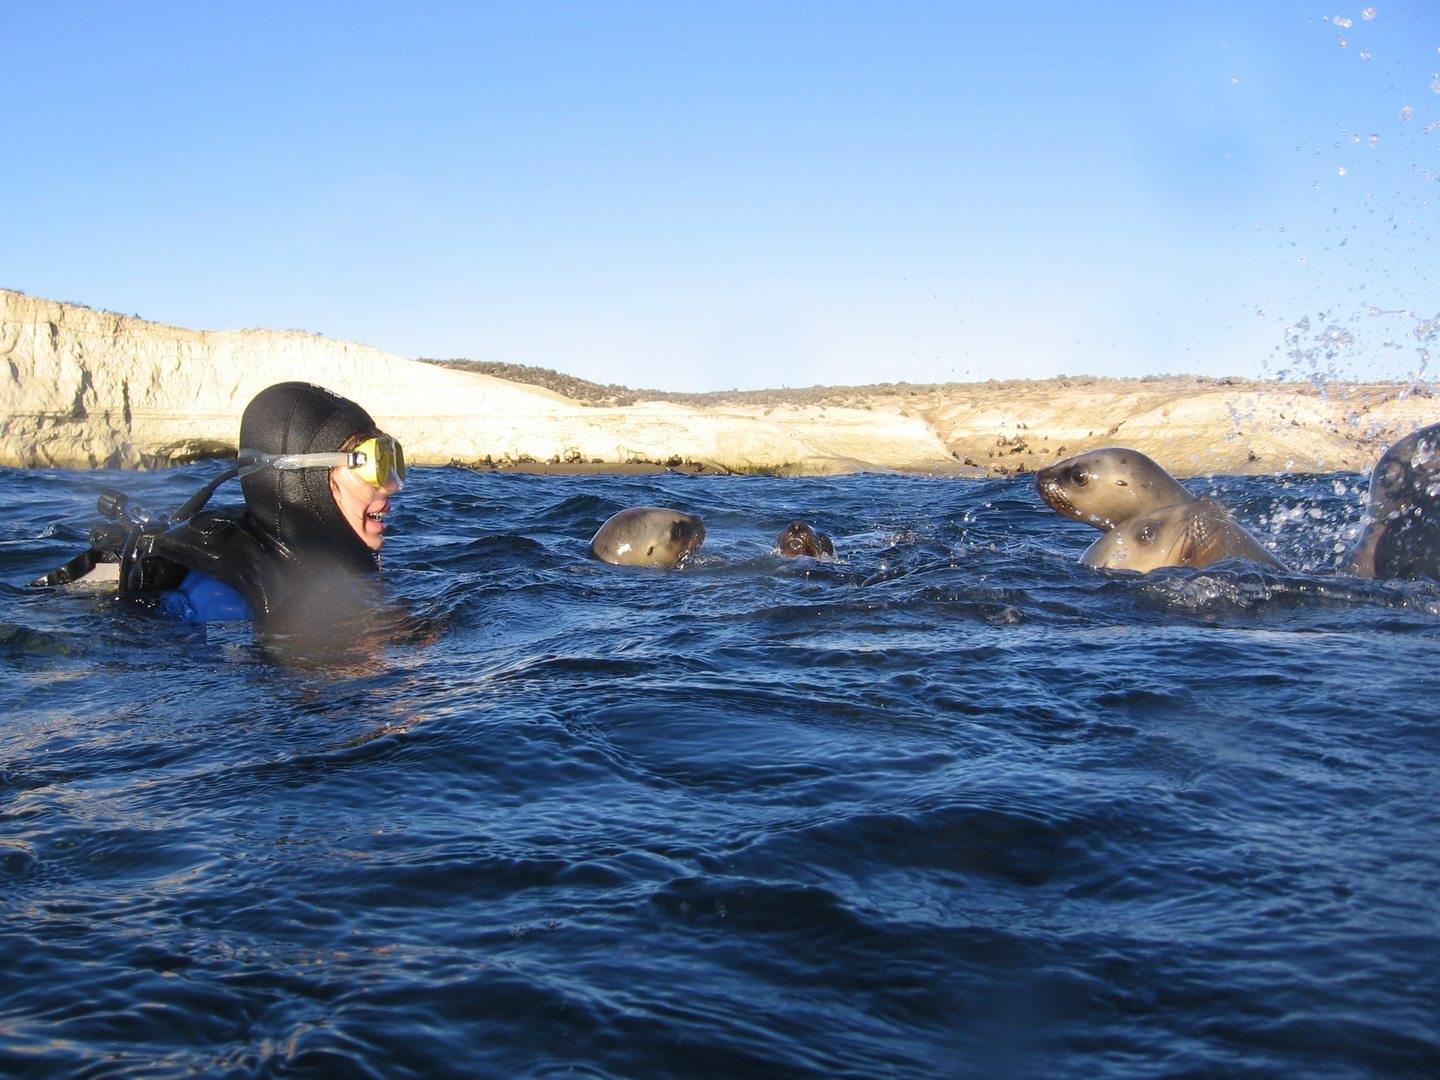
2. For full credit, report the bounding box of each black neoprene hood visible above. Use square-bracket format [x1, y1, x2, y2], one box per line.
[238, 382, 383, 573]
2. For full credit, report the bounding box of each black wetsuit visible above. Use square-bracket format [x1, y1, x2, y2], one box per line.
[116, 382, 384, 629]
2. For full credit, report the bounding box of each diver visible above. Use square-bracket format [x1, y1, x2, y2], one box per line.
[32, 382, 405, 632]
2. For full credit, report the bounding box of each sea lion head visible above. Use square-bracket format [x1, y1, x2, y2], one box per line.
[1036, 447, 1192, 531]
[590, 507, 706, 568]
[776, 521, 835, 559]
[1355, 422, 1440, 580]
[1079, 497, 1276, 573]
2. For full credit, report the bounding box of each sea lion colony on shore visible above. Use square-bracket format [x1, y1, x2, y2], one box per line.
[590, 425, 1440, 580]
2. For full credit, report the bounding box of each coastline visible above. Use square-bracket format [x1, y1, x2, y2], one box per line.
[3, 289, 1432, 478]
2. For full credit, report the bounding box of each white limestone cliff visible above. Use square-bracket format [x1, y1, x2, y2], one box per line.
[0, 290, 953, 473]
[1, 289, 1433, 476]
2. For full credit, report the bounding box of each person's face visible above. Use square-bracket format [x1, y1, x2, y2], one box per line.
[329, 463, 399, 551]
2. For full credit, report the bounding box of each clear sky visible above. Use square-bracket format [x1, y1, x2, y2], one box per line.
[4, 1, 1437, 391]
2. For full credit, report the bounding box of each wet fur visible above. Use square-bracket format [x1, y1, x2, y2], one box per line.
[1343, 422, 1440, 580]
[590, 507, 706, 568]
[1081, 497, 1282, 572]
[1036, 448, 1193, 531]
[776, 522, 835, 559]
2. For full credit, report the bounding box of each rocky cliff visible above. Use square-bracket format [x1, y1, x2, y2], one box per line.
[1, 289, 1433, 476]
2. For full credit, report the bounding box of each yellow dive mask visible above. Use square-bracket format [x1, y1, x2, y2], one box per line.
[237, 433, 407, 490]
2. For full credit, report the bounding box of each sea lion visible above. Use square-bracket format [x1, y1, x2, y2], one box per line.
[776, 521, 834, 559]
[1343, 422, 1440, 580]
[590, 507, 705, 568]
[1036, 448, 1194, 531]
[1080, 496, 1284, 573]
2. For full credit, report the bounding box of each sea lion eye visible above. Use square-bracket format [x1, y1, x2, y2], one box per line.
[1137, 522, 1157, 544]
[1069, 468, 1090, 487]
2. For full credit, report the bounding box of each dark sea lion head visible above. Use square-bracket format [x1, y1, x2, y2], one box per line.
[1355, 422, 1440, 580]
[776, 521, 835, 559]
[1368, 423, 1440, 514]
[1036, 447, 1192, 531]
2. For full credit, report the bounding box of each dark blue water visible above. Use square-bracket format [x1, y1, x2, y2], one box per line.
[2, 465, 1438, 1078]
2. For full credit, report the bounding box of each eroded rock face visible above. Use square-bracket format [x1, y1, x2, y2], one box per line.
[1, 289, 1431, 476]
[0, 290, 955, 473]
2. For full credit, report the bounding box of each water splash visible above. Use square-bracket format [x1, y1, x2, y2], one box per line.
[1362, 6, 1377, 19]
[1399, 347, 1433, 400]
[1321, 325, 1355, 349]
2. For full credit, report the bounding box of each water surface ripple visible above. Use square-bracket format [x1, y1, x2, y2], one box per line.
[1, 466, 1437, 1078]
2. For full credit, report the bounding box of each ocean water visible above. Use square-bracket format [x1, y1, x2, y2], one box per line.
[1, 464, 1438, 1079]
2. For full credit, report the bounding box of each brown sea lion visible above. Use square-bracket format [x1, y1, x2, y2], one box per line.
[1080, 496, 1283, 573]
[1343, 421, 1440, 580]
[1036, 448, 1194, 531]
[590, 507, 705, 568]
[776, 521, 835, 559]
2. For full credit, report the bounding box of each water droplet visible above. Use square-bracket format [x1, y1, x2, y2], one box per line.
[1321, 324, 1355, 349]
[1335, 15, 1353, 28]
[1362, 6, 1377, 19]
[1369, 133, 1380, 146]
[1402, 105, 1415, 121]
[1432, 79, 1440, 93]
[1360, 50, 1373, 60]
[1337, 165, 1348, 176]
[1336, 34, 1348, 47]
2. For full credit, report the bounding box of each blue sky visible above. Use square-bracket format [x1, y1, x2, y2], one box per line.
[4, 2, 1438, 390]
